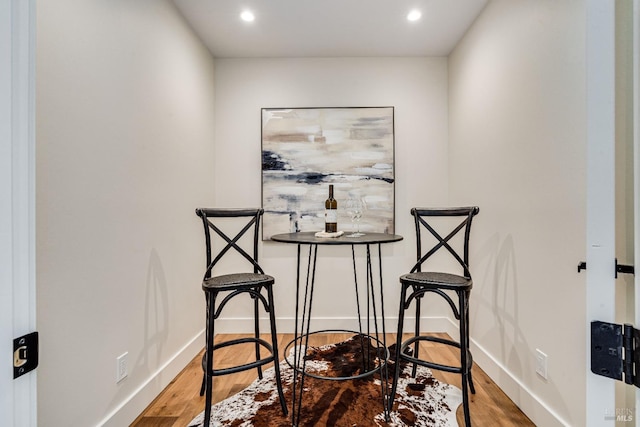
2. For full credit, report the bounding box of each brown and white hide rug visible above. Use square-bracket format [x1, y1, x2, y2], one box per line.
[188, 335, 462, 427]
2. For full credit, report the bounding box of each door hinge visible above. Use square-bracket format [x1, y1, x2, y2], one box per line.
[13, 332, 38, 379]
[577, 261, 587, 273]
[615, 258, 635, 278]
[576, 259, 635, 278]
[591, 321, 640, 387]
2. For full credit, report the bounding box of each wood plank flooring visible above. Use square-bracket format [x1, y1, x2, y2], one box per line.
[130, 333, 535, 426]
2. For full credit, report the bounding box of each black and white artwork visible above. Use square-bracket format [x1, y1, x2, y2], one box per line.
[261, 107, 395, 240]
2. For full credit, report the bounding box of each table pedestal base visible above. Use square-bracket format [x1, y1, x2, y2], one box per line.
[289, 243, 391, 426]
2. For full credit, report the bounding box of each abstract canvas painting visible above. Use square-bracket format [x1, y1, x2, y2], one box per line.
[262, 107, 395, 240]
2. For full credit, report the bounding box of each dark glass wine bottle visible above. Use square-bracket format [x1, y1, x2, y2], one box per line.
[325, 184, 337, 232]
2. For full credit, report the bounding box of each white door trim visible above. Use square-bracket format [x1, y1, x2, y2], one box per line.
[0, 0, 37, 426]
[634, 1, 640, 425]
[586, 0, 616, 425]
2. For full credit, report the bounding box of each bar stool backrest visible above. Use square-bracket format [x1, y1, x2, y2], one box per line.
[410, 206, 480, 278]
[195, 208, 265, 280]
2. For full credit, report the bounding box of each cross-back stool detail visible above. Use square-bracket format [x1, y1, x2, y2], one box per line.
[411, 207, 476, 277]
[389, 206, 479, 427]
[201, 208, 263, 278]
[195, 208, 287, 427]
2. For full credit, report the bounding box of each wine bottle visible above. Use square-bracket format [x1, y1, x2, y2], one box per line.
[325, 184, 337, 232]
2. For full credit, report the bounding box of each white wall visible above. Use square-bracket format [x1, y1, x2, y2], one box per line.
[35, 1, 215, 425]
[449, 1, 586, 426]
[212, 57, 453, 331]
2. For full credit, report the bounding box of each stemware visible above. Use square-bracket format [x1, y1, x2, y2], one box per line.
[345, 198, 365, 237]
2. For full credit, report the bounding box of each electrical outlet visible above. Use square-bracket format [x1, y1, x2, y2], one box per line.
[535, 349, 548, 379]
[116, 352, 128, 383]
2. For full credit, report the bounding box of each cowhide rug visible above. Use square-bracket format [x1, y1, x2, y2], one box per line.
[188, 335, 462, 427]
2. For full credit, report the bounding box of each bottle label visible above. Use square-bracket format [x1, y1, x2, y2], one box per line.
[325, 209, 337, 223]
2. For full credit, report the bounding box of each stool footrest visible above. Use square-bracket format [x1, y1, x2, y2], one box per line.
[399, 335, 472, 373]
[202, 337, 276, 376]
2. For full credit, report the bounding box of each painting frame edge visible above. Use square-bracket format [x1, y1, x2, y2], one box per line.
[261, 106, 395, 240]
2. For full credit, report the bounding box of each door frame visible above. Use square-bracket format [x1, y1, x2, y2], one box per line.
[634, 0, 640, 423]
[0, 0, 37, 426]
[586, 0, 617, 425]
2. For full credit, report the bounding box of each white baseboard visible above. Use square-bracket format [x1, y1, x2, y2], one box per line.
[440, 318, 570, 427]
[97, 315, 569, 427]
[97, 330, 205, 427]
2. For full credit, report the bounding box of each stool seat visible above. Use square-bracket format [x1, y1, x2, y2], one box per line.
[401, 271, 472, 290]
[203, 273, 274, 290]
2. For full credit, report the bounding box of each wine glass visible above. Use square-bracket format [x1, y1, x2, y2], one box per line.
[345, 198, 365, 237]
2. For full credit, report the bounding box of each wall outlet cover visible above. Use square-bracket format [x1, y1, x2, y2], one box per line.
[535, 348, 548, 380]
[116, 352, 128, 383]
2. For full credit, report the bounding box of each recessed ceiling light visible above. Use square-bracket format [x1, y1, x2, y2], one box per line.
[407, 10, 422, 22]
[240, 10, 255, 22]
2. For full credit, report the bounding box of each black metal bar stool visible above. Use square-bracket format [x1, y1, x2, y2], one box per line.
[195, 208, 287, 427]
[389, 206, 479, 426]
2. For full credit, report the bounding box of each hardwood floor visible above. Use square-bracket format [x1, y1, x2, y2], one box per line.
[130, 333, 535, 426]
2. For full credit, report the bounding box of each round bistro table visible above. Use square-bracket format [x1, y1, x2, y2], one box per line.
[270, 231, 403, 426]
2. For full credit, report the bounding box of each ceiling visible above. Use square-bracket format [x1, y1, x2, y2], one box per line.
[172, 0, 489, 58]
